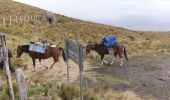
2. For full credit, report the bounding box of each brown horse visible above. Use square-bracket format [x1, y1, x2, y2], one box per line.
[86, 42, 128, 66]
[16, 45, 66, 71]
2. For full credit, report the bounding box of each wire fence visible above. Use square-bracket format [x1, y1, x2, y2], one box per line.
[0, 15, 42, 27]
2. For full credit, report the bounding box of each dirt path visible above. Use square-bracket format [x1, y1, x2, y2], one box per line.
[24, 53, 170, 100]
[85, 53, 170, 100]
[24, 56, 96, 84]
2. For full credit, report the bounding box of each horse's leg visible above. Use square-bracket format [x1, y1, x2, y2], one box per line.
[51, 55, 62, 72]
[118, 47, 124, 67]
[32, 58, 36, 72]
[120, 58, 123, 67]
[49, 62, 56, 69]
[50, 56, 59, 69]
[100, 54, 107, 66]
[100, 54, 105, 66]
[39, 59, 48, 69]
[110, 48, 116, 65]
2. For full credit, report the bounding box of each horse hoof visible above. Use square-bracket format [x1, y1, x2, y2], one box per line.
[110, 61, 114, 65]
[119, 64, 123, 67]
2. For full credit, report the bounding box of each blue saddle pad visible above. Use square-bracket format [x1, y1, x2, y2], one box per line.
[101, 35, 117, 48]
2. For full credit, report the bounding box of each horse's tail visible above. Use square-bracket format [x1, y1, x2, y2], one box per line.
[59, 47, 67, 62]
[123, 46, 128, 61]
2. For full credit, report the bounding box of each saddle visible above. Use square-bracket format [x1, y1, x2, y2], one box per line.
[29, 42, 47, 53]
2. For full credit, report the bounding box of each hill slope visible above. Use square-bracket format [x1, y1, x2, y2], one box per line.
[0, 0, 169, 57]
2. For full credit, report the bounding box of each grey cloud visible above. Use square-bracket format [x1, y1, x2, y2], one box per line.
[14, 0, 170, 31]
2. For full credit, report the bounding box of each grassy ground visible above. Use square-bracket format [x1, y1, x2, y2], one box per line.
[0, 79, 143, 100]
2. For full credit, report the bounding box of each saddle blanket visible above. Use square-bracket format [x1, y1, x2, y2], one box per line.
[29, 42, 46, 53]
[101, 35, 117, 48]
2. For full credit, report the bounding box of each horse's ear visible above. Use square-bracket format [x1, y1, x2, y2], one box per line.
[87, 41, 92, 44]
[17, 45, 21, 48]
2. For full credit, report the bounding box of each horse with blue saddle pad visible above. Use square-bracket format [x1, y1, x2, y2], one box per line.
[86, 35, 128, 67]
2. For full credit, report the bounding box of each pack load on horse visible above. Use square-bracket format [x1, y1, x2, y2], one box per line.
[41, 40, 51, 46]
[101, 35, 117, 48]
[0, 45, 15, 73]
[29, 40, 51, 54]
[86, 35, 128, 66]
[17, 40, 67, 72]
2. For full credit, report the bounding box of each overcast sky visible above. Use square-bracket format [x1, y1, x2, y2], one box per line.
[14, 0, 170, 31]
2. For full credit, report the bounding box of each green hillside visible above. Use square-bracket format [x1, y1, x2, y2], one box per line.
[0, 0, 169, 57]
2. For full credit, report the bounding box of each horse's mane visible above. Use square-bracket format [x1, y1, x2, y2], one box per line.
[20, 45, 29, 48]
[92, 43, 105, 48]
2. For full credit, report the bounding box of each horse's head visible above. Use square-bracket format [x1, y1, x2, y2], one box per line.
[16, 45, 23, 58]
[86, 41, 94, 54]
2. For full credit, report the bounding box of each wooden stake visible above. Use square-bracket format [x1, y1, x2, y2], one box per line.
[24, 16, 27, 22]
[65, 33, 70, 82]
[15, 16, 18, 23]
[9, 17, 12, 25]
[3, 18, 6, 27]
[0, 35, 15, 100]
[30, 16, 32, 21]
[16, 69, 27, 100]
[20, 16, 22, 22]
[78, 41, 83, 100]
[27, 16, 30, 22]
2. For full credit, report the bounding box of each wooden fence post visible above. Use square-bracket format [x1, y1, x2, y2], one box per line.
[3, 18, 6, 27]
[24, 16, 27, 22]
[16, 69, 27, 100]
[35, 15, 38, 20]
[30, 16, 32, 21]
[64, 36, 84, 100]
[9, 17, 12, 25]
[15, 16, 18, 23]
[27, 16, 30, 22]
[65, 33, 70, 82]
[38, 15, 41, 21]
[32, 16, 35, 21]
[78, 41, 83, 100]
[20, 16, 22, 22]
[0, 34, 15, 100]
